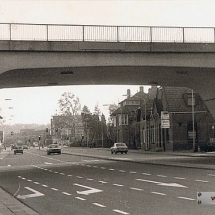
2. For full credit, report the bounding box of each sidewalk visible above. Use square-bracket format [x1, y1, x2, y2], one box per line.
[0, 149, 40, 215]
[61, 147, 215, 170]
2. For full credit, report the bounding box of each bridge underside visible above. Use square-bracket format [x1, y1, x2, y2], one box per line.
[1, 65, 215, 117]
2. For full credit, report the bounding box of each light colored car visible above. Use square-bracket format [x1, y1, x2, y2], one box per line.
[23, 145, 29, 149]
[47, 144, 61, 155]
[33, 142, 39, 147]
[14, 146, 24, 155]
[110, 143, 128, 154]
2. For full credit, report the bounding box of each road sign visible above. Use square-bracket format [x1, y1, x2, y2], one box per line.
[161, 120, 170, 128]
[161, 111, 170, 120]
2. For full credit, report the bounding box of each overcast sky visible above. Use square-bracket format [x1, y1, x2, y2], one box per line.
[0, 0, 214, 124]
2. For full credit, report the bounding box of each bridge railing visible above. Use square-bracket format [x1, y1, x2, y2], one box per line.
[0, 23, 215, 43]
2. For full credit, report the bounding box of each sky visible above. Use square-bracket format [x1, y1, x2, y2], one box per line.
[0, 0, 215, 124]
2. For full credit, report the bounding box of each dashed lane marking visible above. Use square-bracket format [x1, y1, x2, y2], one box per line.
[34, 182, 40, 184]
[151, 192, 166, 196]
[129, 171, 137, 174]
[157, 175, 167, 178]
[177, 197, 195, 201]
[93, 203, 106, 208]
[195, 179, 209, 183]
[113, 209, 130, 214]
[130, 187, 143, 191]
[174, 177, 185, 180]
[76, 176, 83, 179]
[119, 170, 126, 172]
[51, 188, 58, 191]
[62, 192, 72, 196]
[99, 181, 108, 184]
[86, 178, 94, 181]
[142, 173, 151, 175]
[113, 184, 124, 187]
[109, 169, 115, 171]
[75, 197, 86, 201]
[42, 185, 48, 187]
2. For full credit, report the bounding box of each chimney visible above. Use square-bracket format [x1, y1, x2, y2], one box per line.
[139, 86, 144, 92]
[127, 89, 131, 98]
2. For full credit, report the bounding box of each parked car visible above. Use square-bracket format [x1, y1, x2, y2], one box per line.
[47, 144, 61, 155]
[14, 146, 23, 155]
[23, 145, 29, 150]
[110, 142, 128, 154]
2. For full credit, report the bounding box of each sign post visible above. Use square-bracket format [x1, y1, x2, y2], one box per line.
[161, 111, 170, 151]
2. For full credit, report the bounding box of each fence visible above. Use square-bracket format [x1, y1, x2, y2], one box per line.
[0, 23, 215, 43]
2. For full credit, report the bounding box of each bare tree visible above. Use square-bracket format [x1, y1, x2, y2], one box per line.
[58, 92, 81, 116]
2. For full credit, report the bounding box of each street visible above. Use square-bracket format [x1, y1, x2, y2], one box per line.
[0, 148, 215, 215]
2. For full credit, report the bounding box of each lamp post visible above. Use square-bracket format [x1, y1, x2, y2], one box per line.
[192, 89, 195, 152]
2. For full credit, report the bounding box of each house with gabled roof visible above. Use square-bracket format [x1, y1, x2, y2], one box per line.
[142, 86, 215, 151]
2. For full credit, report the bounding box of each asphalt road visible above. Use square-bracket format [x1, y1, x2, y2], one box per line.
[0, 148, 215, 215]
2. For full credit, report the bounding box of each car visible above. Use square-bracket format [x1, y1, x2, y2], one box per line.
[110, 142, 128, 154]
[47, 144, 61, 155]
[23, 145, 29, 149]
[14, 146, 23, 155]
[33, 142, 39, 147]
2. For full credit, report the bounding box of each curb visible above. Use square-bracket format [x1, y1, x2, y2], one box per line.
[62, 151, 215, 170]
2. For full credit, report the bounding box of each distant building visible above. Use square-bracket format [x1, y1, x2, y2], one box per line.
[51, 115, 84, 143]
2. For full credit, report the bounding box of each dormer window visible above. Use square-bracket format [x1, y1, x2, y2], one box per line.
[187, 94, 195, 106]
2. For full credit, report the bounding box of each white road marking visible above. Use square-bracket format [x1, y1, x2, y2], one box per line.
[151, 192, 166, 196]
[51, 188, 58, 191]
[136, 179, 188, 188]
[100, 167, 106, 169]
[22, 177, 26, 180]
[44, 169, 48, 171]
[44, 162, 52, 165]
[195, 179, 209, 183]
[93, 166, 98, 168]
[42, 185, 48, 187]
[207, 174, 215, 177]
[27, 180, 32, 182]
[67, 175, 73, 177]
[99, 181, 108, 184]
[8, 164, 11, 167]
[93, 203, 106, 208]
[54, 172, 59, 174]
[86, 165, 91, 167]
[75, 197, 86, 201]
[17, 187, 44, 200]
[34, 182, 40, 184]
[82, 160, 100, 162]
[119, 170, 126, 172]
[49, 170, 53, 172]
[142, 173, 151, 175]
[60, 173, 65, 175]
[109, 169, 115, 171]
[74, 183, 103, 195]
[129, 171, 137, 174]
[76, 176, 83, 179]
[113, 184, 124, 187]
[86, 178, 94, 181]
[62, 192, 72, 196]
[174, 177, 185, 180]
[130, 187, 143, 191]
[157, 175, 167, 178]
[113, 209, 130, 214]
[178, 197, 195, 201]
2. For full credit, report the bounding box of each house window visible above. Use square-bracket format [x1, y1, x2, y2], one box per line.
[119, 114, 128, 125]
[187, 94, 195, 106]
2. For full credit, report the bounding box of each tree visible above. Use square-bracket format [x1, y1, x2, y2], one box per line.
[58, 92, 81, 116]
[108, 103, 118, 115]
